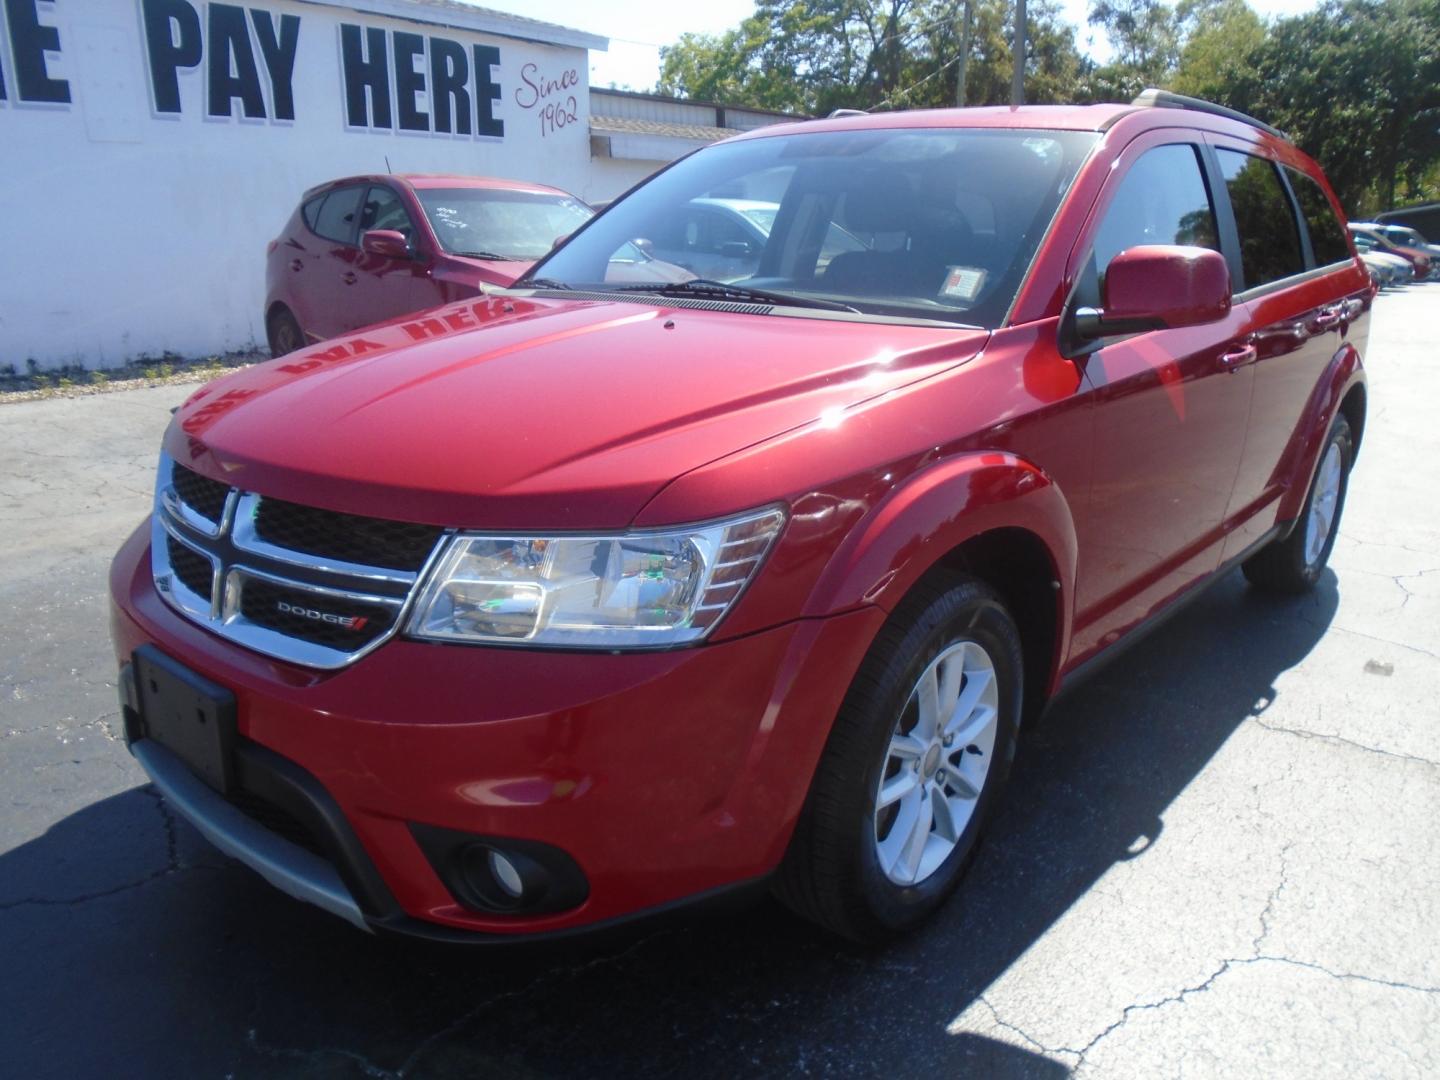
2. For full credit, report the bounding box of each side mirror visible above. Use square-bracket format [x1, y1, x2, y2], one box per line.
[719, 240, 754, 260]
[1075, 245, 1231, 339]
[361, 229, 412, 260]
[551, 234, 571, 251]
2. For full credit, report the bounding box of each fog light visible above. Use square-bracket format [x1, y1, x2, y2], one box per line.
[410, 824, 590, 916]
[489, 849, 525, 899]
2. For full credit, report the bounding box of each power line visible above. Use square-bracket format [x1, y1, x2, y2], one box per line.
[872, 51, 965, 111]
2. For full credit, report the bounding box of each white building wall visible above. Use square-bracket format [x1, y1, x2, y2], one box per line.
[0, 0, 598, 369]
[587, 157, 666, 202]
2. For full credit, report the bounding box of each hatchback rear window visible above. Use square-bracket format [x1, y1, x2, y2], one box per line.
[1216, 150, 1305, 289]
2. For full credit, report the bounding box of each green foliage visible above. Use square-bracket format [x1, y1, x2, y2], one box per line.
[658, 0, 1440, 217]
[1174, 0, 1440, 214]
[1170, 0, 1265, 102]
[658, 0, 1089, 113]
[1089, 0, 1180, 80]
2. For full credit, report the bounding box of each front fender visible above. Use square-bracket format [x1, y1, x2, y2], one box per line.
[803, 451, 1078, 672]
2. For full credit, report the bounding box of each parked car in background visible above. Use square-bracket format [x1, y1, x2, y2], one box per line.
[1348, 224, 1436, 280]
[1363, 222, 1440, 262]
[645, 197, 865, 281]
[264, 175, 595, 355]
[117, 91, 1369, 945]
[1359, 249, 1413, 287]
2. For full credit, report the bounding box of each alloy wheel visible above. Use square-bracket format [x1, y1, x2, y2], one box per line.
[873, 639, 999, 886]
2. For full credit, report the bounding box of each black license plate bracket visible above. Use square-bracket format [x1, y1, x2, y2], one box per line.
[133, 644, 237, 793]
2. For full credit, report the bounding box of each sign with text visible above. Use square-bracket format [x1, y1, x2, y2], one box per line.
[0, 0, 582, 141]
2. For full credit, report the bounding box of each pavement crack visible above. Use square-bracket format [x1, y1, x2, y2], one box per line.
[1060, 960, 1239, 1069]
[393, 929, 679, 1076]
[244, 1030, 398, 1079]
[0, 863, 222, 912]
[1249, 712, 1440, 769]
[972, 995, 1073, 1061]
[1248, 955, 1440, 995]
[1252, 843, 1293, 955]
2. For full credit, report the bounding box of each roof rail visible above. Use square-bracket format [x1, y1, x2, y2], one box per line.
[827, 108, 869, 119]
[1131, 88, 1290, 142]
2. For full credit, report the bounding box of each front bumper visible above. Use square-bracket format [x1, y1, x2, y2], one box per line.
[111, 521, 885, 938]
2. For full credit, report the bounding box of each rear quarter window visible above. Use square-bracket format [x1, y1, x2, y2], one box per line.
[301, 195, 325, 232]
[1216, 149, 1306, 290]
[1285, 168, 1352, 267]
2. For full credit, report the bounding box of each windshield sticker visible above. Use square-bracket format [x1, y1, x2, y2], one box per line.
[941, 266, 986, 302]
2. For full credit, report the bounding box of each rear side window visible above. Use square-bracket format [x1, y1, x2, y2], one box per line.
[1079, 143, 1219, 307]
[1216, 150, 1305, 289]
[312, 187, 365, 245]
[1285, 168, 1351, 266]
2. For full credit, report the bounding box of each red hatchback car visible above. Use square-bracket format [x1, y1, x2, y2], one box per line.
[263, 174, 594, 356]
[115, 92, 1369, 943]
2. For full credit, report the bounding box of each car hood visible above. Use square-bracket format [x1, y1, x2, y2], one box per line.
[167, 295, 989, 529]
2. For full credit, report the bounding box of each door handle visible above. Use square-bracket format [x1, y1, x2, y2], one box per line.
[290, 259, 303, 272]
[342, 271, 358, 285]
[1219, 343, 1257, 372]
[1311, 306, 1344, 332]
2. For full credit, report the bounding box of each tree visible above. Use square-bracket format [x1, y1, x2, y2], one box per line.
[1170, 0, 1265, 103]
[657, 0, 1088, 115]
[1088, 0, 1181, 81]
[1189, 0, 1440, 213]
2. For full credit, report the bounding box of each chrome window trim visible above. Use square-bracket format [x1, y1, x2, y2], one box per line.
[150, 450, 448, 670]
[1235, 260, 1354, 302]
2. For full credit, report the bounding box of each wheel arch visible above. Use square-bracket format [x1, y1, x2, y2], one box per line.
[265, 300, 295, 329]
[1276, 343, 1367, 523]
[803, 451, 1077, 705]
[1338, 379, 1367, 456]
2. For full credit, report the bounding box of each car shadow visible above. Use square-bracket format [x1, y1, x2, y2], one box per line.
[0, 569, 1339, 1079]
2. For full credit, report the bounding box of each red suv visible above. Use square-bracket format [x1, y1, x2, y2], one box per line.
[263, 174, 593, 356]
[114, 92, 1369, 943]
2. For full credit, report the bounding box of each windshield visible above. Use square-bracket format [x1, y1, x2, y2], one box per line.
[416, 188, 593, 260]
[524, 127, 1096, 327]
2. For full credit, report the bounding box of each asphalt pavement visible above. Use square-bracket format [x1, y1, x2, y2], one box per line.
[2, 287, 1437, 1079]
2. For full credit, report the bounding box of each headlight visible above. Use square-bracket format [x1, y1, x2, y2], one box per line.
[407, 506, 786, 648]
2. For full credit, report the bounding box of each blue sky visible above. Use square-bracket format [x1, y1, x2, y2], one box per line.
[472, 1, 1324, 92]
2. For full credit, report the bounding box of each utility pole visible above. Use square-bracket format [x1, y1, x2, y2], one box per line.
[955, 0, 972, 108]
[1011, 0, 1026, 107]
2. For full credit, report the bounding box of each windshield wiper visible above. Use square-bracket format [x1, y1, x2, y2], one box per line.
[455, 250, 521, 261]
[521, 277, 574, 290]
[614, 278, 860, 313]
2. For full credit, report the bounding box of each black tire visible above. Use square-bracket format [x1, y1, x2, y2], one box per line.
[266, 306, 306, 358]
[775, 573, 1023, 942]
[1242, 414, 1353, 595]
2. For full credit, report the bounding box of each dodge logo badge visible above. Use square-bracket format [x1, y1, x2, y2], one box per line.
[276, 600, 369, 631]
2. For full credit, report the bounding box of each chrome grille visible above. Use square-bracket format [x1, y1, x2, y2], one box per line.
[170, 464, 229, 524]
[150, 452, 447, 669]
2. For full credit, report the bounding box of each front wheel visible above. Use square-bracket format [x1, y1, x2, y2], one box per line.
[775, 574, 1023, 942]
[1243, 414, 1353, 594]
